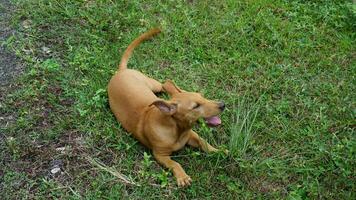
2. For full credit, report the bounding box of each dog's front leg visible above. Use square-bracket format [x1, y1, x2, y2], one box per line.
[153, 151, 192, 187]
[187, 130, 219, 153]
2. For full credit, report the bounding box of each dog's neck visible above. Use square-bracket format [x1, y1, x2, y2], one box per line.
[147, 106, 193, 134]
[171, 114, 194, 133]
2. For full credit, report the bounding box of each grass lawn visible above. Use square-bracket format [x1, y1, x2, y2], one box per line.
[1, 0, 355, 199]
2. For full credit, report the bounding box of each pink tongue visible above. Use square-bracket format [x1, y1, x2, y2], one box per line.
[205, 116, 221, 127]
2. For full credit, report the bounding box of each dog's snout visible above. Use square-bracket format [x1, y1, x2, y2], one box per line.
[218, 102, 225, 111]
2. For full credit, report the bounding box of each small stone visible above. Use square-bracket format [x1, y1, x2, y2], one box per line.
[22, 20, 32, 29]
[23, 49, 31, 55]
[41, 46, 51, 54]
[51, 167, 61, 174]
[56, 147, 65, 152]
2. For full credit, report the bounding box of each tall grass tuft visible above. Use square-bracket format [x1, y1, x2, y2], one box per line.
[229, 95, 260, 157]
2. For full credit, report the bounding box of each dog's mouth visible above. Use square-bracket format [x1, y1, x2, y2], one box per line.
[204, 116, 221, 127]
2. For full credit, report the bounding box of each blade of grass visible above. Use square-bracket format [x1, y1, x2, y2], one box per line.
[86, 156, 139, 186]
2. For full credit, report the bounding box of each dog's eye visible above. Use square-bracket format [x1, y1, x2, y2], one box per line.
[193, 103, 200, 109]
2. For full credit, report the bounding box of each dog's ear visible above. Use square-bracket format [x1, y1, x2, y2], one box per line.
[151, 100, 177, 115]
[163, 80, 183, 96]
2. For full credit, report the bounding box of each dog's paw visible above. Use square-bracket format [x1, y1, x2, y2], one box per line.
[177, 175, 192, 187]
[223, 149, 230, 155]
[211, 148, 229, 155]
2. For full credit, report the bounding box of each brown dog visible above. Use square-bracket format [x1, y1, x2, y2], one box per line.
[108, 28, 225, 186]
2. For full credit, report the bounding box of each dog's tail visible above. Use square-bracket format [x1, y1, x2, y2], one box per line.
[119, 28, 161, 70]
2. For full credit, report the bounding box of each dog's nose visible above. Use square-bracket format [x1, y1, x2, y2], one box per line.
[218, 102, 225, 111]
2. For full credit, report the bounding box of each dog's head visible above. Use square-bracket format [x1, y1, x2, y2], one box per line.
[151, 80, 225, 128]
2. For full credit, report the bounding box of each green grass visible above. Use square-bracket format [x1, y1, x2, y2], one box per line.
[1, 0, 355, 199]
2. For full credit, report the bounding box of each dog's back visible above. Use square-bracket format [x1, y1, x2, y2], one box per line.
[108, 28, 162, 133]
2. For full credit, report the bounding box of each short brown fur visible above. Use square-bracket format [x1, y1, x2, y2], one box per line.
[108, 28, 225, 186]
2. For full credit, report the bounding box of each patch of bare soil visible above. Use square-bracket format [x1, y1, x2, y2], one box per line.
[0, 0, 23, 138]
[0, 0, 24, 86]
